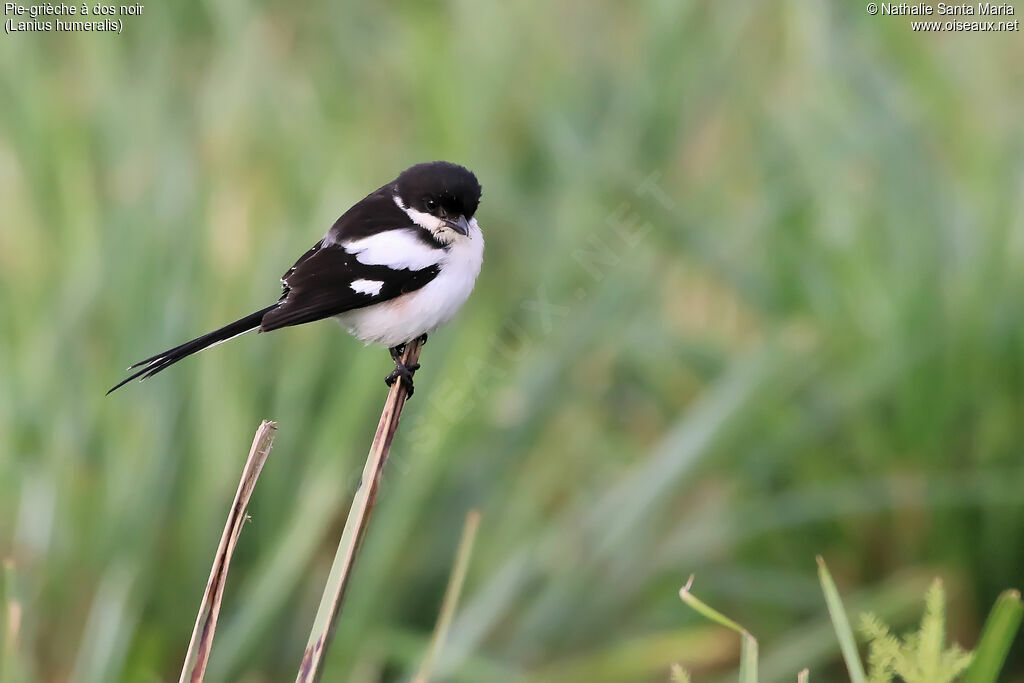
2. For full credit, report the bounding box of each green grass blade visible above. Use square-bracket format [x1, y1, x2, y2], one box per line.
[816, 557, 866, 683]
[679, 576, 758, 683]
[738, 635, 758, 683]
[755, 570, 933, 683]
[962, 589, 1023, 683]
[413, 509, 482, 683]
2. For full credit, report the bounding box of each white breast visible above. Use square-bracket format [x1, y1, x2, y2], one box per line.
[335, 220, 484, 347]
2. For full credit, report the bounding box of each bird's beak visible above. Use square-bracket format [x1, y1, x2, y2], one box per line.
[443, 215, 471, 236]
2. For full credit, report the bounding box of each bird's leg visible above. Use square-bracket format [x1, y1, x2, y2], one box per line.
[385, 343, 421, 395]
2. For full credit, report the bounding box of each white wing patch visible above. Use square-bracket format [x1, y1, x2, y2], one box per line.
[350, 278, 384, 296]
[341, 229, 444, 270]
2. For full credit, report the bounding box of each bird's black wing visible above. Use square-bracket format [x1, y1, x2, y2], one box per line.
[259, 242, 440, 332]
[260, 185, 445, 331]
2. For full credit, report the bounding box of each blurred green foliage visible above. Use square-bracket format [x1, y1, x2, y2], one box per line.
[2, 1, 1023, 681]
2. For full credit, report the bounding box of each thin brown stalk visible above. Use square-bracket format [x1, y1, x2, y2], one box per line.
[296, 339, 424, 683]
[413, 509, 482, 683]
[2, 558, 24, 682]
[179, 419, 277, 683]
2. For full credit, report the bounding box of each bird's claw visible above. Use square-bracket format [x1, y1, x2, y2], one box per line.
[385, 361, 420, 396]
[386, 336, 427, 397]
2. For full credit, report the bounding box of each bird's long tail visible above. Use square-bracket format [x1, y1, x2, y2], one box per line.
[107, 304, 278, 394]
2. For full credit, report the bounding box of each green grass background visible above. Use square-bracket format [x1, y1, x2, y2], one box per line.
[2, 1, 1023, 681]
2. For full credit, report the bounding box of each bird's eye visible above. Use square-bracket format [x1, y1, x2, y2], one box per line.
[424, 198, 437, 212]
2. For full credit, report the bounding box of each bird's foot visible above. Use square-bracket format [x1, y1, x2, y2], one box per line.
[386, 345, 421, 396]
[384, 361, 420, 394]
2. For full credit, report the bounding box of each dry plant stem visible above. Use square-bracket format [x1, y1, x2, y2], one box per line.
[296, 339, 424, 683]
[179, 420, 277, 683]
[413, 509, 482, 683]
[3, 558, 23, 680]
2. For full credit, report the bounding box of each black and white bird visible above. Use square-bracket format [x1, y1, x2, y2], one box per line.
[108, 161, 484, 396]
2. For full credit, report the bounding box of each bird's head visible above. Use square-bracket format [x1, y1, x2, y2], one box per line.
[394, 161, 482, 244]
